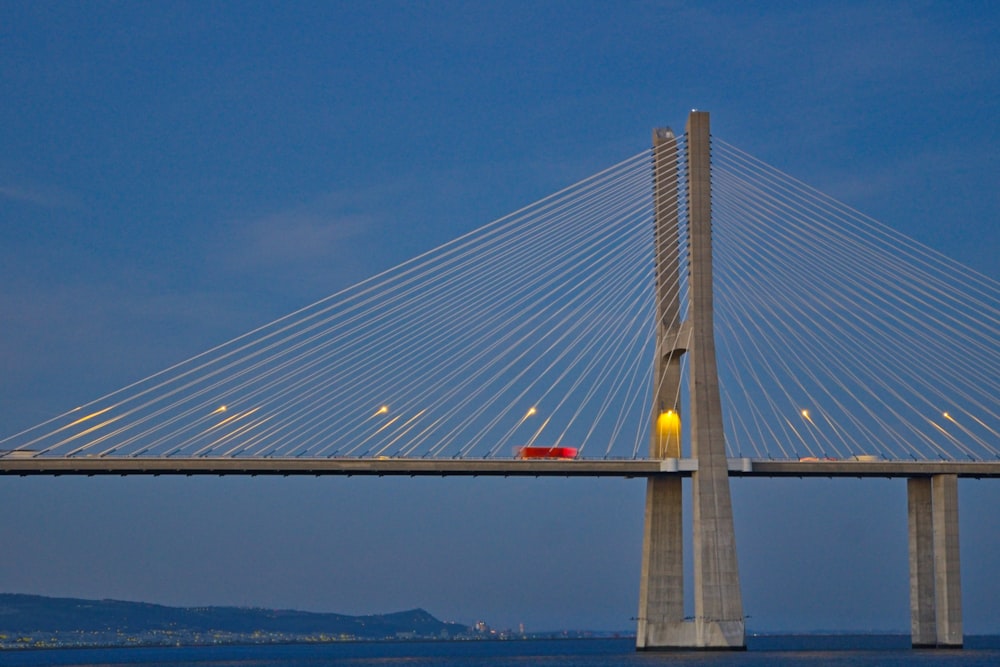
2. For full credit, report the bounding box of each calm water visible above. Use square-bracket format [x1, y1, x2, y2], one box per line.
[2, 637, 1000, 667]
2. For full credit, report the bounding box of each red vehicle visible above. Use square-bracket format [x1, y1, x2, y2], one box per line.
[514, 446, 579, 460]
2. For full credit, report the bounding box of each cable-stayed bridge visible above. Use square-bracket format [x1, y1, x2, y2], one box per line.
[2, 112, 997, 650]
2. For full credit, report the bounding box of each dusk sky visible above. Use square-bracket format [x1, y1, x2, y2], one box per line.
[1, 2, 998, 633]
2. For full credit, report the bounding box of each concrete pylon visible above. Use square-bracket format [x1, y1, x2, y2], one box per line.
[637, 111, 745, 650]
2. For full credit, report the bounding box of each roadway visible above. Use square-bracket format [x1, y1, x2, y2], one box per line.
[1, 457, 999, 478]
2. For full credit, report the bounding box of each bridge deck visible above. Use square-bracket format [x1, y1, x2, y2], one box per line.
[1, 457, 999, 478]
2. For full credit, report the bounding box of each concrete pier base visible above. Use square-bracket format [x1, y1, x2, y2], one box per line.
[908, 475, 962, 648]
[636, 474, 745, 651]
[636, 476, 684, 648]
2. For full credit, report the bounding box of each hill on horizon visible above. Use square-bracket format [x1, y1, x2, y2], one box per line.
[0, 593, 469, 640]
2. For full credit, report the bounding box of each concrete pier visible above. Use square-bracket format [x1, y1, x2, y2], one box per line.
[636, 475, 685, 647]
[908, 475, 962, 648]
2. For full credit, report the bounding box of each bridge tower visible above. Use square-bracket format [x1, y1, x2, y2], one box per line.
[636, 111, 745, 650]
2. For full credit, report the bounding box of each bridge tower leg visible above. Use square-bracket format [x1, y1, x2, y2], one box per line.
[637, 111, 745, 650]
[908, 475, 963, 648]
[636, 126, 687, 649]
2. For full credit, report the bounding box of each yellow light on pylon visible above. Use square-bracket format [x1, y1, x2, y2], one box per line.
[526, 407, 537, 417]
[657, 409, 681, 457]
[376, 405, 389, 415]
[657, 409, 680, 434]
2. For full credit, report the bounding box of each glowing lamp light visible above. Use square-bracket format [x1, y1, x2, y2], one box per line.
[657, 409, 681, 439]
[655, 409, 681, 457]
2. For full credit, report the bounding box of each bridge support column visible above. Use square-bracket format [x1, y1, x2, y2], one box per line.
[637, 125, 689, 650]
[636, 476, 686, 647]
[637, 111, 744, 651]
[908, 475, 962, 648]
[685, 110, 745, 650]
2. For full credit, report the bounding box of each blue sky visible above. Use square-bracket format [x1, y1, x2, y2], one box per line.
[1, 1, 997, 633]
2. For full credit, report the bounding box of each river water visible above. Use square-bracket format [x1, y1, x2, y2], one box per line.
[2, 636, 999, 666]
